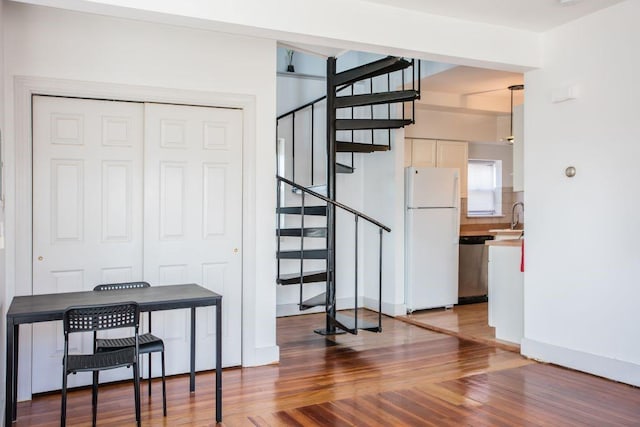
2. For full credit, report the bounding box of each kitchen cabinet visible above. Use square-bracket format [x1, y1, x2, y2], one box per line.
[407, 139, 468, 197]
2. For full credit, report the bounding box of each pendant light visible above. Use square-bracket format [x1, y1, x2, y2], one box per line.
[506, 84, 524, 143]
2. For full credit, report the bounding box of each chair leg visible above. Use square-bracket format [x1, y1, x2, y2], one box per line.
[61, 371, 68, 427]
[92, 371, 99, 427]
[148, 353, 152, 397]
[161, 350, 167, 417]
[133, 362, 141, 427]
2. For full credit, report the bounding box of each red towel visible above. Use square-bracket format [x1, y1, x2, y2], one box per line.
[520, 239, 525, 273]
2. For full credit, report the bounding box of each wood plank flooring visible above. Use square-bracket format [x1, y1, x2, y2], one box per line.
[399, 303, 520, 352]
[14, 311, 640, 426]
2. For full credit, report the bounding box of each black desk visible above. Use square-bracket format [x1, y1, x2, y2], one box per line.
[4, 283, 222, 425]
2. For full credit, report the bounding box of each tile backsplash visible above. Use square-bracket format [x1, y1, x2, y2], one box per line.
[461, 188, 524, 225]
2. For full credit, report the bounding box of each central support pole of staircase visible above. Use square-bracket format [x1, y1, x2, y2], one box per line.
[316, 57, 339, 335]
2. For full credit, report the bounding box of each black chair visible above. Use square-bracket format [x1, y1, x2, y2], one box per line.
[62, 302, 141, 427]
[93, 282, 167, 416]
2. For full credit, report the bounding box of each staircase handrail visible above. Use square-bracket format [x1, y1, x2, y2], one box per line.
[276, 175, 391, 232]
[277, 95, 326, 121]
[277, 84, 357, 121]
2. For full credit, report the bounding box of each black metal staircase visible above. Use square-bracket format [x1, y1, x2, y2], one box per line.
[276, 55, 420, 335]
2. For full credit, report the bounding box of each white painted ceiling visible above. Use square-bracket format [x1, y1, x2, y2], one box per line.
[360, 0, 625, 31]
[419, 66, 525, 114]
[423, 66, 523, 96]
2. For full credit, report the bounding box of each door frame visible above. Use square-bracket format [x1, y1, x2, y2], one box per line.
[12, 76, 257, 400]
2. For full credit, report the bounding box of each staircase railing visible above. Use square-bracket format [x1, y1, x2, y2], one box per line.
[276, 58, 420, 186]
[276, 175, 390, 332]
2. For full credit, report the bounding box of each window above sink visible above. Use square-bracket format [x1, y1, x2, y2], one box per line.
[467, 159, 502, 217]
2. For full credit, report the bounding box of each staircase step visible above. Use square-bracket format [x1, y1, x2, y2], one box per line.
[300, 292, 327, 310]
[330, 312, 381, 334]
[336, 162, 355, 174]
[278, 270, 327, 285]
[277, 249, 328, 260]
[335, 90, 420, 109]
[336, 142, 390, 153]
[292, 184, 327, 196]
[334, 56, 412, 87]
[277, 206, 327, 216]
[277, 227, 327, 238]
[336, 119, 413, 130]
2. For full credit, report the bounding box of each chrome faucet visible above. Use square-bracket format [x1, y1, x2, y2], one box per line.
[511, 202, 524, 230]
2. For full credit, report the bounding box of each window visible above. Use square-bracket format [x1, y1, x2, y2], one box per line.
[467, 159, 502, 216]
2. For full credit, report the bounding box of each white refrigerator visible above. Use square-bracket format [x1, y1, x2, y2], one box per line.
[405, 167, 460, 312]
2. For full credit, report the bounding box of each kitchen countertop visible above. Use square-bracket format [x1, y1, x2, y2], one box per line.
[460, 223, 513, 237]
[486, 239, 523, 247]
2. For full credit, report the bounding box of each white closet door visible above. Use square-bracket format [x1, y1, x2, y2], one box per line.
[143, 103, 243, 373]
[32, 96, 144, 392]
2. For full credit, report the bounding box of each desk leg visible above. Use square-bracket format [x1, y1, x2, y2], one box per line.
[5, 321, 18, 425]
[216, 301, 222, 423]
[190, 307, 196, 393]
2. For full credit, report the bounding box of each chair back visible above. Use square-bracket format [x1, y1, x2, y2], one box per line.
[94, 281, 150, 291]
[64, 302, 140, 334]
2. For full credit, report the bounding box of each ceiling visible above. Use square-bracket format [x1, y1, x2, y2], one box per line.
[418, 66, 525, 114]
[360, 0, 625, 32]
[423, 66, 523, 96]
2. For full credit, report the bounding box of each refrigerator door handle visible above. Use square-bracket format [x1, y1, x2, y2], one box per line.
[453, 174, 460, 244]
[453, 173, 459, 209]
[454, 208, 460, 244]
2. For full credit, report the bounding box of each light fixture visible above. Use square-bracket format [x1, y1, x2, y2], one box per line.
[506, 84, 524, 144]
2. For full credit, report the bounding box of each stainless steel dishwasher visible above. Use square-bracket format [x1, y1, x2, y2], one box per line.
[458, 235, 494, 304]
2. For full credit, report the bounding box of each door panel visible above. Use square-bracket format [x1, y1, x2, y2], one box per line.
[31, 96, 242, 393]
[143, 103, 243, 373]
[32, 96, 144, 392]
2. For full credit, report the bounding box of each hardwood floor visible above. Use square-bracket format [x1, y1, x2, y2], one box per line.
[15, 311, 640, 426]
[399, 303, 520, 352]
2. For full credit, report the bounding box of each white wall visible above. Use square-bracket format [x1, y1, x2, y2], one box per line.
[276, 46, 326, 77]
[522, 0, 640, 385]
[0, 0, 6, 420]
[406, 108, 502, 143]
[3, 1, 278, 401]
[362, 128, 406, 315]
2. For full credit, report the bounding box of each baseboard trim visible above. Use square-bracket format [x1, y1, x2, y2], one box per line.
[276, 296, 363, 317]
[363, 297, 406, 316]
[521, 338, 640, 387]
[243, 345, 280, 367]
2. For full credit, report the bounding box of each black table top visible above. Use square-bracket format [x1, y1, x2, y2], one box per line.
[7, 284, 221, 324]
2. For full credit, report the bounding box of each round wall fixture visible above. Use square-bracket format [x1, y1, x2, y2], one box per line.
[565, 166, 576, 177]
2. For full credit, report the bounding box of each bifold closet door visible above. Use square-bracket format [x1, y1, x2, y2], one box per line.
[32, 96, 144, 392]
[143, 102, 243, 374]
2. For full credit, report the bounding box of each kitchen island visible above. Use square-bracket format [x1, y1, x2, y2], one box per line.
[486, 238, 524, 344]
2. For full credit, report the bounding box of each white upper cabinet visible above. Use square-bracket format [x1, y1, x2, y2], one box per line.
[407, 138, 468, 197]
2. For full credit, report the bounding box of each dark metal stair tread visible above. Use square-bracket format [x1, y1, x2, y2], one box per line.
[277, 227, 327, 237]
[336, 142, 390, 153]
[277, 206, 327, 216]
[300, 292, 327, 310]
[278, 270, 327, 285]
[334, 56, 412, 86]
[336, 118, 413, 130]
[330, 312, 381, 334]
[336, 163, 355, 173]
[277, 249, 328, 259]
[335, 90, 420, 109]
